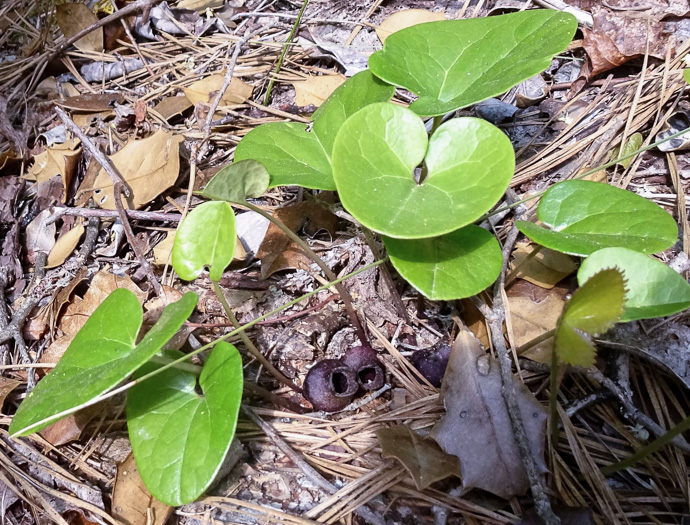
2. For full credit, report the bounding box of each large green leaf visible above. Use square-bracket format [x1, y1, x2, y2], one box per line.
[369, 10, 577, 116]
[516, 180, 678, 256]
[201, 159, 270, 203]
[127, 342, 243, 506]
[554, 269, 626, 367]
[384, 226, 502, 299]
[332, 103, 514, 238]
[9, 290, 197, 436]
[579, 248, 690, 321]
[234, 70, 394, 190]
[172, 201, 236, 282]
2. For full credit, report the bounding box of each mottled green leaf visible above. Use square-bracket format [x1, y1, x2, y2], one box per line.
[369, 10, 577, 116]
[201, 159, 270, 203]
[127, 342, 243, 506]
[516, 180, 677, 256]
[579, 248, 690, 321]
[384, 226, 502, 299]
[333, 103, 514, 238]
[172, 201, 236, 282]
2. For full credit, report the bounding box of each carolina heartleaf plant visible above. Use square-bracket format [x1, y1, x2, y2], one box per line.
[9, 8, 690, 507]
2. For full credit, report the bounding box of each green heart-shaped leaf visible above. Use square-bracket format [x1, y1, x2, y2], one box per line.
[127, 342, 242, 506]
[201, 159, 270, 203]
[172, 201, 236, 282]
[234, 70, 395, 190]
[384, 225, 502, 300]
[9, 290, 197, 436]
[369, 10, 577, 116]
[516, 180, 678, 256]
[555, 269, 626, 367]
[579, 247, 690, 321]
[333, 103, 514, 238]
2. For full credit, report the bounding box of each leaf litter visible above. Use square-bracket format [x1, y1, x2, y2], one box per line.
[0, 0, 689, 523]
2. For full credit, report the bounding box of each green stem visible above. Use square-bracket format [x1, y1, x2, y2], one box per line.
[243, 201, 369, 346]
[600, 412, 690, 476]
[262, 0, 309, 105]
[212, 280, 299, 392]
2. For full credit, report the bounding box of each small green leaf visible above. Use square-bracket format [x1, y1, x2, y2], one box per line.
[555, 269, 626, 367]
[9, 290, 197, 436]
[611, 132, 643, 169]
[369, 10, 577, 116]
[579, 248, 690, 321]
[683, 69, 690, 85]
[333, 103, 514, 238]
[234, 70, 394, 190]
[516, 180, 678, 256]
[384, 226, 502, 300]
[201, 159, 270, 203]
[127, 342, 243, 506]
[172, 201, 236, 282]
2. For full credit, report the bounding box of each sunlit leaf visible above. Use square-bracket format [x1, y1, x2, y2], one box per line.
[201, 159, 270, 203]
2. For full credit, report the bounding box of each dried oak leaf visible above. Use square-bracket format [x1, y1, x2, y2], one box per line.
[376, 425, 461, 490]
[431, 331, 548, 499]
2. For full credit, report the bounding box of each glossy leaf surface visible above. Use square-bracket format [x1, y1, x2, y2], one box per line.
[555, 269, 625, 367]
[127, 342, 243, 506]
[579, 248, 690, 321]
[201, 159, 270, 203]
[516, 180, 677, 256]
[172, 201, 236, 282]
[369, 10, 577, 116]
[384, 226, 502, 299]
[10, 290, 197, 436]
[333, 103, 514, 238]
[234, 71, 394, 190]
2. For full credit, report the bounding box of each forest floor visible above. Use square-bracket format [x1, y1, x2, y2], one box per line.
[0, 0, 689, 524]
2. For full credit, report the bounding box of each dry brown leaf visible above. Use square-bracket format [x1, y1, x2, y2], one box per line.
[176, 0, 224, 10]
[56, 3, 103, 52]
[291, 74, 346, 107]
[153, 96, 193, 120]
[26, 141, 82, 195]
[46, 220, 85, 269]
[91, 130, 184, 210]
[376, 425, 461, 490]
[57, 93, 123, 112]
[510, 242, 577, 289]
[432, 331, 548, 499]
[40, 404, 100, 446]
[0, 377, 22, 412]
[112, 454, 171, 525]
[376, 9, 446, 44]
[508, 280, 567, 363]
[183, 74, 252, 106]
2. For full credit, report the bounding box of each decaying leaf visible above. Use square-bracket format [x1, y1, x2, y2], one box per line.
[56, 3, 103, 52]
[112, 454, 171, 525]
[0, 377, 22, 412]
[183, 74, 252, 106]
[46, 220, 85, 269]
[40, 404, 100, 446]
[510, 242, 577, 289]
[431, 331, 548, 499]
[376, 425, 461, 490]
[291, 74, 346, 107]
[153, 96, 193, 121]
[376, 9, 446, 44]
[26, 140, 81, 200]
[555, 269, 626, 367]
[90, 130, 184, 210]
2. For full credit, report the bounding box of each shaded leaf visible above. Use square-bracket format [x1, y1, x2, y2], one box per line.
[39, 404, 100, 446]
[384, 225, 502, 300]
[333, 104, 514, 238]
[555, 269, 625, 367]
[172, 201, 236, 282]
[127, 343, 243, 506]
[91, 130, 184, 210]
[369, 10, 577, 116]
[112, 454, 171, 525]
[431, 331, 547, 499]
[9, 290, 197, 436]
[234, 70, 394, 190]
[579, 248, 690, 321]
[56, 3, 103, 52]
[201, 159, 270, 203]
[611, 132, 643, 170]
[510, 242, 577, 289]
[516, 180, 677, 256]
[376, 425, 461, 490]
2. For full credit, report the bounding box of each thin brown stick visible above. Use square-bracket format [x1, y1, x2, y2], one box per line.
[54, 106, 163, 297]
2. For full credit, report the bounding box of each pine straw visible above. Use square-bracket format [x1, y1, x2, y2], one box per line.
[0, 1, 689, 523]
